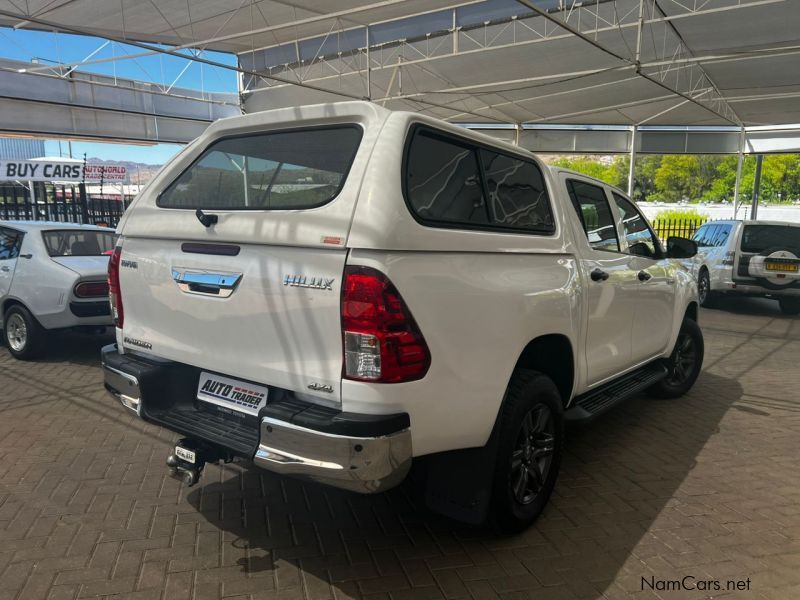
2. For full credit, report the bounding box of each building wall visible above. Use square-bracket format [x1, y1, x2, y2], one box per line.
[0, 137, 45, 160]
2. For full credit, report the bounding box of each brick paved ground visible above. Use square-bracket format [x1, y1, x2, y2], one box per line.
[0, 299, 799, 600]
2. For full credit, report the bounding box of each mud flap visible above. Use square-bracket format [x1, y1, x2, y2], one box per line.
[420, 434, 500, 525]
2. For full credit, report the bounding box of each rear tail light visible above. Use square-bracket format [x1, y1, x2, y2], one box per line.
[722, 251, 735, 266]
[74, 281, 110, 298]
[342, 266, 430, 383]
[108, 246, 124, 327]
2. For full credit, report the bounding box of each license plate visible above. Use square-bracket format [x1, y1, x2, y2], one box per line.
[196, 371, 269, 416]
[766, 262, 799, 272]
[175, 446, 196, 464]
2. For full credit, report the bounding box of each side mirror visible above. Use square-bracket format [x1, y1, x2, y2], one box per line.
[666, 236, 698, 259]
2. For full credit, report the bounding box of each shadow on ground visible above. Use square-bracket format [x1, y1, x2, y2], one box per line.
[185, 370, 742, 598]
[0, 327, 113, 366]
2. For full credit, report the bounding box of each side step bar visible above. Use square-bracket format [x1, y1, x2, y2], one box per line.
[566, 362, 668, 422]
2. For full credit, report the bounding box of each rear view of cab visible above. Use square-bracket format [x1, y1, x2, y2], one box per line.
[102, 102, 413, 492]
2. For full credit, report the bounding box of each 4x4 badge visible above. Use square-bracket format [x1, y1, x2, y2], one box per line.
[283, 275, 335, 291]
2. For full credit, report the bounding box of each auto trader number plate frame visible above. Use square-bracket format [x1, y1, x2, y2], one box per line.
[196, 371, 269, 417]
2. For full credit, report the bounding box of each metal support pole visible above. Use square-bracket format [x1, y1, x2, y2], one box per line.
[628, 125, 637, 197]
[733, 127, 745, 217]
[751, 154, 763, 220]
[365, 26, 371, 101]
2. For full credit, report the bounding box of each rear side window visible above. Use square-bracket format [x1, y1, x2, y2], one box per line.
[567, 180, 620, 252]
[404, 128, 554, 233]
[0, 228, 22, 260]
[158, 126, 362, 210]
[740, 225, 800, 254]
[43, 230, 118, 256]
[405, 131, 489, 226]
[480, 150, 554, 232]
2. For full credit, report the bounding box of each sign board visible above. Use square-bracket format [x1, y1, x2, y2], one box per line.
[0, 160, 127, 182]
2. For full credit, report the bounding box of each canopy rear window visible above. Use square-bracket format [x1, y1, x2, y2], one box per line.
[740, 225, 800, 254]
[158, 126, 362, 211]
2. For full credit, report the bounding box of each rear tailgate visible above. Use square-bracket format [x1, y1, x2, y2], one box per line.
[115, 104, 388, 405]
[118, 238, 346, 403]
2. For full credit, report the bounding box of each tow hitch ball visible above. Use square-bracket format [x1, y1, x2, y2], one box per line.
[166, 439, 228, 486]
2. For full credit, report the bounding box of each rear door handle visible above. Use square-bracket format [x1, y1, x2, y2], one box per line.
[0, 266, 9, 272]
[590, 268, 609, 282]
[638, 270, 653, 282]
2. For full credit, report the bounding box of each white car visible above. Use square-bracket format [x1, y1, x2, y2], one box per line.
[0, 221, 116, 359]
[690, 220, 800, 315]
[101, 102, 702, 531]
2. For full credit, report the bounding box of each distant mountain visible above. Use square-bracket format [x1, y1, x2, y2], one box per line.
[86, 158, 163, 184]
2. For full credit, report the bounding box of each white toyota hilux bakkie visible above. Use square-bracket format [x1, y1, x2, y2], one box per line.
[102, 101, 703, 531]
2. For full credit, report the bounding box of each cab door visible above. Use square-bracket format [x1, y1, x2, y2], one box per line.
[562, 176, 639, 386]
[609, 192, 676, 362]
[0, 227, 23, 297]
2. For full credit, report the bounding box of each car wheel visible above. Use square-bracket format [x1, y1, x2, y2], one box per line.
[779, 298, 800, 316]
[647, 317, 704, 399]
[3, 305, 46, 360]
[698, 269, 712, 307]
[490, 370, 564, 533]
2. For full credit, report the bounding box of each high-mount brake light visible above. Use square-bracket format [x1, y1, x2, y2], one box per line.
[342, 266, 430, 383]
[108, 246, 124, 327]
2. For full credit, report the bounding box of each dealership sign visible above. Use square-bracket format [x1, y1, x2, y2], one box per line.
[0, 160, 126, 182]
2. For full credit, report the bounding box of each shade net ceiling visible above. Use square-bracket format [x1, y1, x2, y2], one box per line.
[1, 0, 798, 127]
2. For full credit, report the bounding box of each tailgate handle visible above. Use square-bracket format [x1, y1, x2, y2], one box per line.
[171, 270, 242, 298]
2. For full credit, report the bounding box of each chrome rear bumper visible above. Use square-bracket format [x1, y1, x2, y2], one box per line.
[101, 344, 411, 494]
[255, 417, 411, 493]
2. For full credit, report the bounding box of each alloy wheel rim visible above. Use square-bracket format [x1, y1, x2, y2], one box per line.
[698, 275, 708, 304]
[668, 332, 696, 385]
[6, 314, 27, 352]
[510, 404, 555, 505]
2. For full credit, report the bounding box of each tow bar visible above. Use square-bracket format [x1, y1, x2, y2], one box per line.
[166, 438, 231, 486]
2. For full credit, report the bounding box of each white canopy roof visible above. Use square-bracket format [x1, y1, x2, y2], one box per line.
[1, 0, 798, 127]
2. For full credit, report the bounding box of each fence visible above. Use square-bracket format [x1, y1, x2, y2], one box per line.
[0, 182, 129, 227]
[651, 218, 707, 241]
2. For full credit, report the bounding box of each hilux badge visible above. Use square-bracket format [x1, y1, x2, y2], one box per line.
[283, 275, 335, 291]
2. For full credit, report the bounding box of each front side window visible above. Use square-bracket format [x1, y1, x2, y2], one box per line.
[158, 126, 362, 210]
[612, 193, 661, 258]
[693, 225, 709, 246]
[0, 228, 22, 260]
[567, 180, 620, 252]
[405, 130, 490, 227]
[42, 230, 118, 256]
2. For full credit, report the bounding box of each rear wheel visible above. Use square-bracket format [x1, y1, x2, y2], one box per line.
[779, 298, 800, 316]
[490, 370, 564, 533]
[698, 269, 712, 307]
[647, 317, 704, 399]
[3, 305, 46, 360]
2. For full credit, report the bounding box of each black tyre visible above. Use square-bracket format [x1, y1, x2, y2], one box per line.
[779, 298, 800, 316]
[490, 370, 564, 533]
[647, 317, 704, 399]
[3, 305, 46, 360]
[698, 269, 712, 307]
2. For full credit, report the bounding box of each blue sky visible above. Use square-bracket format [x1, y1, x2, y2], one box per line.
[1, 26, 239, 165]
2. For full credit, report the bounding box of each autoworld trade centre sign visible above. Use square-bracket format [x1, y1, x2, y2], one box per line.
[0, 160, 126, 182]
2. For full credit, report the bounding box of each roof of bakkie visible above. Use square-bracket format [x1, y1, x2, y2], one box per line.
[0, 220, 110, 232]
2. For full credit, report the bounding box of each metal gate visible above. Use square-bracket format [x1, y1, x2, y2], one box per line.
[0, 182, 129, 227]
